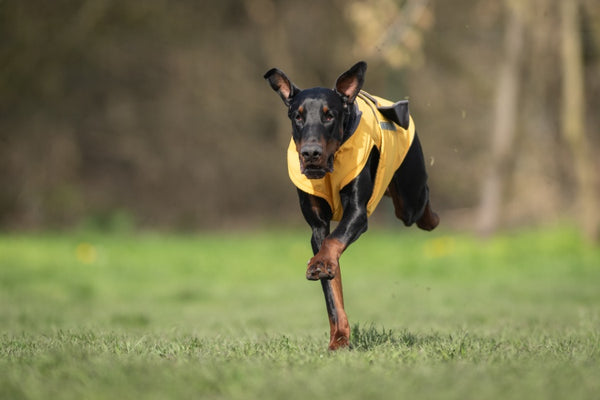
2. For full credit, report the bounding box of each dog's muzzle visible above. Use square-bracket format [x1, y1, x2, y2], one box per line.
[299, 145, 334, 179]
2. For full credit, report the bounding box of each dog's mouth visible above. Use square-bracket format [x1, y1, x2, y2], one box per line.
[301, 154, 334, 179]
[302, 166, 328, 179]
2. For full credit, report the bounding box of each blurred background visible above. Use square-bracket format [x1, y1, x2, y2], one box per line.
[1, 0, 598, 240]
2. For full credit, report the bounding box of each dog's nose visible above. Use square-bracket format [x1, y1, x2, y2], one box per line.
[301, 144, 322, 162]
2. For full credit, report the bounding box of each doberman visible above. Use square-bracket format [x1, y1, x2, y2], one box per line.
[264, 61, 439, 350]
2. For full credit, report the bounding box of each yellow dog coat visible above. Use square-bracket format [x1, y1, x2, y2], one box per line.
[287, 91, 416, 221]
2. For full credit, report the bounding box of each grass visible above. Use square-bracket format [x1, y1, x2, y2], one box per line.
[0, 226, 599, 399]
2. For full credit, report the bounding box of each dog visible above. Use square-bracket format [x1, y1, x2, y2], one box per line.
[264, 61, 439, 350]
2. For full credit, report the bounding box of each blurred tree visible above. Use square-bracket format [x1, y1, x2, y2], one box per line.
[560, 0, 599, 241]
[344, 0, 433, 68]
[476, 0, 599, 239]
[477, 0, 525, 236]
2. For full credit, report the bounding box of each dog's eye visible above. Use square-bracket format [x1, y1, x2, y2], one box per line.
[294, 113, 303, 123]
[323, 112, 334, 122]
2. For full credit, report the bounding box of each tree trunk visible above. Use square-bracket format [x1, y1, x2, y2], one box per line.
[477, 1, 525, 236]
[560, 0, 599, 241]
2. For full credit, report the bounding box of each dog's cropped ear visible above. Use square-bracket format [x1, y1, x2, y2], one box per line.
[334, 61, 367, 104]
[264, 68, 301, 106]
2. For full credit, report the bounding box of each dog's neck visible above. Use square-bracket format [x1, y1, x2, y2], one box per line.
[341, 102, 361, 144]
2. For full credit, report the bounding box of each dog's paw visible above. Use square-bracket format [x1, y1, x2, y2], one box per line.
[328, 334, 350, 351]
[306, 257, 338, 280]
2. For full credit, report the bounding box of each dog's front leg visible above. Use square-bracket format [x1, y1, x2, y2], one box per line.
[315, 191, 369, 350]
[306, 167, 372, 281]
[299, 163, 374, 350]
[298, 192, 351, 350]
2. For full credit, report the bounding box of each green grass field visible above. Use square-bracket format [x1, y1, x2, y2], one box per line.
[1, 227, 599, 399]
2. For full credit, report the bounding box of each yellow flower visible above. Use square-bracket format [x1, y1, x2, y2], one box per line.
[423, 237, 454, 258]
[76, 242, 97, 264]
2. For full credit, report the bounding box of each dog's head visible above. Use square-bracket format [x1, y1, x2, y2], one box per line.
[264, 61, 367, 179]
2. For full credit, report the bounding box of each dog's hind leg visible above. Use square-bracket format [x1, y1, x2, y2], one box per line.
[388, 133, 439, 230]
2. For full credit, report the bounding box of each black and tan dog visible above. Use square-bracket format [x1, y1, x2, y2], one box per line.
[264, 61, 439, 350]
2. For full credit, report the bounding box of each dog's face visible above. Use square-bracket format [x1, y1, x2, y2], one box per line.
[287, 88, 344, 178]
[265, 62, 367, 179]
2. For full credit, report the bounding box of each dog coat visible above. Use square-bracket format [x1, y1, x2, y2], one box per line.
[287, 91, 416, 221]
